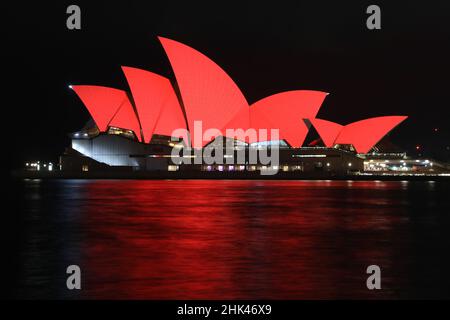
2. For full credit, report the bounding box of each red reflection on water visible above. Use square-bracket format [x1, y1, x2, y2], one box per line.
[78, 180, 412, 299]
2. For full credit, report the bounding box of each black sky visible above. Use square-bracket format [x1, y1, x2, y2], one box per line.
[4, 1, 450, 167]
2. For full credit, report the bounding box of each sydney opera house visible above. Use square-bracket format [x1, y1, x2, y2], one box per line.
[58, 36, 414, 177]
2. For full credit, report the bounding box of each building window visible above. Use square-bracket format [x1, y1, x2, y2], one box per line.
[82, 165, 89, 172]
[107, 127, 136, 140]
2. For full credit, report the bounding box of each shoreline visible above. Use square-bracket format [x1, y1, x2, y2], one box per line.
[11, 169, 450, 181]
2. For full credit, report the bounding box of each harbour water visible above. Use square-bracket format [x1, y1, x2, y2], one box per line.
[6, 179, 450, 299]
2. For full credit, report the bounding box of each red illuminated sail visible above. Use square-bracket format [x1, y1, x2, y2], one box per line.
[159, 36, 248, 148]
[335, 116, 408, 153]
[71, 85, 129, 132]
[309, 118, 343, 147]
[153, 86, 187, 138]
[122, 67, 180, 143]
[310, 116, 407, 153]
[250, 90, 328, 147]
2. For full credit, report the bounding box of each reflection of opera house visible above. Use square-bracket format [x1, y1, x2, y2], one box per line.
[59, 36, 417, 177]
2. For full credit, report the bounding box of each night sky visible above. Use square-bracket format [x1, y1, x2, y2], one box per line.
[5, 1, 450, 168]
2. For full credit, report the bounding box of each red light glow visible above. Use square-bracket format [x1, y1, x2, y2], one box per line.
[71, 85, 131, 132]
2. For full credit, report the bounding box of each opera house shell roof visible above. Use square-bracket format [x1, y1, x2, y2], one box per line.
[71, 36, 407, 154]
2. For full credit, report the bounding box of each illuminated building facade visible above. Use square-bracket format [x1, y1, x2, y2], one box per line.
[60, 37, 410, 176]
